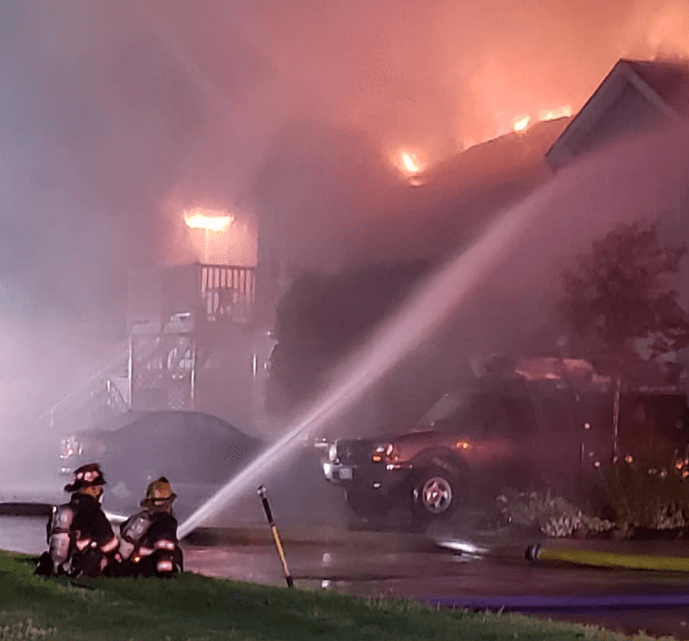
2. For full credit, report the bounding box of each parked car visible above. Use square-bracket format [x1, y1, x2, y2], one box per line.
[59, 410, 264, 517]
[318, 372, 689, 526]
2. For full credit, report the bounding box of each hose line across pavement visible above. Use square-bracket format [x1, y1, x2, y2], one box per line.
[430, 539, 689, 612]
[525, 542, 689, 572]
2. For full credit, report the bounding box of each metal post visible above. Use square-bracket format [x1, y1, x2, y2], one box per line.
[257, 485, 293, 588]
[189, 339, 197, 409]
[127, 337, 134, 410]
[612, 374, 621, 461]
[579, 440, 585, 491]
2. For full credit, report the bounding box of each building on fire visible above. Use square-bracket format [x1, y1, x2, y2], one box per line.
[36, 57, 689, 438]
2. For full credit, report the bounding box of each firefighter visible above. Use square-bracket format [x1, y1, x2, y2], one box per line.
[118, 477, 183, 578]
[35, 462, 120, 577]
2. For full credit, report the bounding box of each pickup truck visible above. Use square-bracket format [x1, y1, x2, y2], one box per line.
[317, 379, 689, 525]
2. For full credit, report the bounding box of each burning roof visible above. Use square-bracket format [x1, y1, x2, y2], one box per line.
[368, 117, 570, 266]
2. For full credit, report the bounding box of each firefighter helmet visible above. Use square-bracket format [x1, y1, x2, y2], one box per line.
[64, 462, 106, 492]
[140, 476, 177, 509]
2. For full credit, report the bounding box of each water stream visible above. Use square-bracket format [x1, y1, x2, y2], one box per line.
[178, 180, 559, 539]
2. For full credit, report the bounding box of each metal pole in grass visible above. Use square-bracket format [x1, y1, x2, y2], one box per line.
[257, 485, 294, 588]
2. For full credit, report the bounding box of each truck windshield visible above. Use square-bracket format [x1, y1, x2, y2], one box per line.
[422, 391, 537, 437]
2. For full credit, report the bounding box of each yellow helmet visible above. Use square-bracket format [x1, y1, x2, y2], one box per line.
[140, 476, 177, 509]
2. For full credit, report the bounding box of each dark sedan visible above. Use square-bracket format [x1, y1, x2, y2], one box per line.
[59, 411, 264, 518]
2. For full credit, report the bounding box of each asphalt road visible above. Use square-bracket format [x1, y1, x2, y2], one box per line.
[181, 535, 689, 640]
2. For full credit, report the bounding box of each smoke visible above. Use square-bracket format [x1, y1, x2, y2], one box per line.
[623, 0, 689, 58]
[3, 0, 684, 281]
[445, 122, 689, 366]
[318, 121, 689, 443]
[0, 0, 209, 437]
[4, 0, 688, 289]
[1, 0, 689, 435]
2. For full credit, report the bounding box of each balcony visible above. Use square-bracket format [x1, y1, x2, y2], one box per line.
[128, 263, 256, 335]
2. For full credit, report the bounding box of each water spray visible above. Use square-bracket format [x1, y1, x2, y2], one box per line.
[178, 181, 556, 540]
[257, 485, 293, 588]
[435, 538, 490, 557]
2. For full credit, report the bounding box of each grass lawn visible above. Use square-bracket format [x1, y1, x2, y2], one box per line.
[0, 550, 668, 641]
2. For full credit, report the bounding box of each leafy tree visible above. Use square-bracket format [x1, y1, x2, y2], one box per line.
[560, 219, 689, 381]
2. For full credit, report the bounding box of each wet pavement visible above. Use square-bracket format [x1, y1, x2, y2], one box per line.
[5, 513, 689, 640]
[183, 537, 689, 640]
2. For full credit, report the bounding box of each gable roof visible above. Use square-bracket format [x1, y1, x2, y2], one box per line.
[545, 58, 689, 170]
[627, 59, 689, 116]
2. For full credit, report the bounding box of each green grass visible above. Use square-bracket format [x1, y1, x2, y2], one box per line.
[0, 551, 668, 641]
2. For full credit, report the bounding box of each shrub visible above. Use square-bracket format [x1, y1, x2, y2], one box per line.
[495, 489, 613, 538]
[602, 459, 689, 531]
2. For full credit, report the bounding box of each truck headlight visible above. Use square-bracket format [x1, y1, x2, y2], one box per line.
[372, 443, 393, 462]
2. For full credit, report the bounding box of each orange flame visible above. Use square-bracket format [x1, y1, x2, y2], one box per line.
[537, 105, 573, 121]
[184, 208, 234, 232]
[511, 105, 572, 135]
[392, 149, 426, 185]
[400, 150, 422, 174]
[512, 115, 531, 133]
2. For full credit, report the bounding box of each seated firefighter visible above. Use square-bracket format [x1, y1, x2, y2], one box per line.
[118, 477, 183, 578]
[35, 463, 120, 578]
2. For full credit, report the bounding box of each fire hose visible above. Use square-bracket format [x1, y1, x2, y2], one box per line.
[438, 537, 689, 572]
[433, 538, 689, 612]
[525, 542, 689, 572]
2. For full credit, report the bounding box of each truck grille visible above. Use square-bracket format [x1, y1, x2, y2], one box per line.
[336, 439, 375, 465]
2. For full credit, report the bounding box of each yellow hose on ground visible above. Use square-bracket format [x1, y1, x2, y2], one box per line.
[526, 543, 689, 572]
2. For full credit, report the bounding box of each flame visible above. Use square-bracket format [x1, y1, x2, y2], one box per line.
[510, 105, 572, 135]
[537, 105, 573, 121]
[512, 115, 531, 133]
[400, 150, 422, 174]
[392, 149, 427, 185]
[184, 208, 234, 232]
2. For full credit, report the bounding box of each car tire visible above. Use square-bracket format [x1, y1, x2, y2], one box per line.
[411, 466, 460, 521]
[345, 489, 390, 519]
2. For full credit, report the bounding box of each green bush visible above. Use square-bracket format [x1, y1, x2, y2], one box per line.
[602, 459, 689, 531]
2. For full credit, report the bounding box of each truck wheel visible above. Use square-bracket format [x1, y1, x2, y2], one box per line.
[345, 489, 389, 519]
[411, 467, 458, 520]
